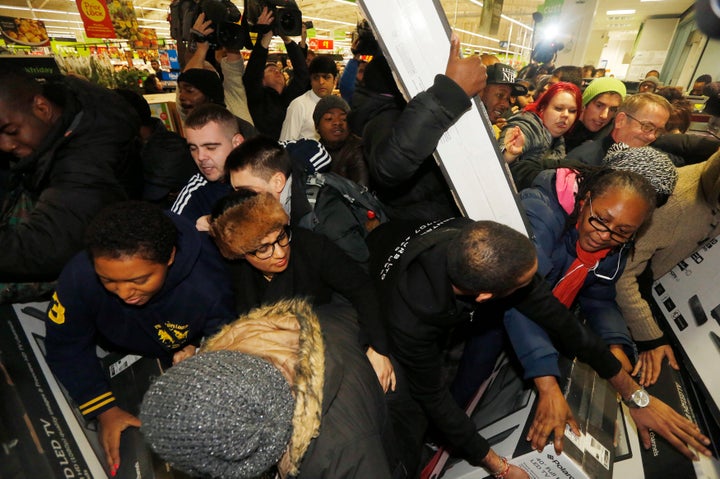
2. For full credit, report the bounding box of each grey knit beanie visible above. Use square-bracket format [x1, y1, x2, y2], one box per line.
[603, 143, 678, 196]
[140, 350, 294, 479]
[313, 95, 350, 126]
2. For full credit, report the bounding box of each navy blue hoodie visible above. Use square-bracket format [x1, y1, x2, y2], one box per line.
[45, 213, 235, 419]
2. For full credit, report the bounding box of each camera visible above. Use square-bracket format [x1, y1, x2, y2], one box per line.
[531, 39, 563, 64]
[180, 0, 250, 50]
[244, 0, 303, 37]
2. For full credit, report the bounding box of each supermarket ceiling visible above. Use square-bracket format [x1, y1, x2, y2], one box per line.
[0, 0, 696, 51]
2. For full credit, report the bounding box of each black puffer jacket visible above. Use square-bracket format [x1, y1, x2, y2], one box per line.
[0, 76, 140, 282]
[352, 74, 469, 222]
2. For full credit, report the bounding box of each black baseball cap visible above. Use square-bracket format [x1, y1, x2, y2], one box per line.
[486, 63, 528, 96]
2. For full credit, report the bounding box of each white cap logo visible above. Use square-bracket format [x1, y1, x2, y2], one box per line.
[502, 68, 516, 83]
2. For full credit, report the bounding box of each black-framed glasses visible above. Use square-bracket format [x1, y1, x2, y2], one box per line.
[587, 197, 635, 243]
[624, 112, 665, 136]
[247, 225, 291, 259]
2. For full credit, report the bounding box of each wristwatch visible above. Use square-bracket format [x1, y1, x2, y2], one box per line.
[624, 388, 650, 408]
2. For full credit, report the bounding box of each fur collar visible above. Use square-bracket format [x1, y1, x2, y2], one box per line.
[202, 298, 325, 477]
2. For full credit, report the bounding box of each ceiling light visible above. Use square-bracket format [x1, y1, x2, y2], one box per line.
[302, 15, 355, 26]
[607, 9, 636, 15]
[1, 5, 80, 15]
[453, 27, 497, 43]
[135, 6, 168, 12]
[137, 18, 168, 24]
[35, 17, 83, 24]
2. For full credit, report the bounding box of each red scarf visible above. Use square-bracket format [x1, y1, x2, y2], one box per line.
[552, 241, 610, 307]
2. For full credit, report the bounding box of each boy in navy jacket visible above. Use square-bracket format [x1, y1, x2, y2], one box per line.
[45, 201, 235, 474]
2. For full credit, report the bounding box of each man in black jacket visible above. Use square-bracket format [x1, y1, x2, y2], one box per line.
[368, 218, 711, 477]
[350, 35, 486, 222]
[0, 69, 141, 303]
[242, 7, 309, 139]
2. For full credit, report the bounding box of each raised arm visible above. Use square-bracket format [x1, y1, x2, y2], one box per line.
[364, 36, 484, 187]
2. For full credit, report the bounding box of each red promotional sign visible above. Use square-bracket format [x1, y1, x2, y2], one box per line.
[75, 0, 116, 39]
[308, 38, 334, 51]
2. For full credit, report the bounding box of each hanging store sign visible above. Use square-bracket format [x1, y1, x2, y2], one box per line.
[75, 0, 116, 38]
[107, 0, 141, 41]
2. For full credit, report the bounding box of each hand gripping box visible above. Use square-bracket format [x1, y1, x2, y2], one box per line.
[431, 355, 619, 479]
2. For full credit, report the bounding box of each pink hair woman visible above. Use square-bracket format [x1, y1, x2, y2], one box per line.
[499, 81, 583, 190]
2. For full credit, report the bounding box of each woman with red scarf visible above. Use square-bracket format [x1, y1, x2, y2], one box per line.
[503, 167, 656, 440]
[499, 82, 583, 191]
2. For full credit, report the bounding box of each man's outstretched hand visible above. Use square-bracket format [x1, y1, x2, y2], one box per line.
[445, 33, 486, 98]
[629, 396, 711, 460]
[528, 376, 580, 453]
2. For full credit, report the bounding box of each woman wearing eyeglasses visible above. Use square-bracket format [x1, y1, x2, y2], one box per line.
[499, 81, 583, 191]
[208, 189, 396, 393]
[502, 166, 659, 439]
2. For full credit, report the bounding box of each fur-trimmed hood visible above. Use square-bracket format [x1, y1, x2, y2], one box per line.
[202, 298, 325, 477]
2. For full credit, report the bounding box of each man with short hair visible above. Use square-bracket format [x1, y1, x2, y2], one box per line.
[368, 217, 711, 477]
[172, 104, 245, 225]
[480, 62, 527, 133]
[565, 92, 672, 166]
[690, 74, 712, 96]
[280, 55, 338, 141]
[228, 138, 335, 212]
[171, 104, 329, 229]
[0, 69, 140, 303]
[242, 7, 310, 139]
[150, 58, 162, 74]
[226, 136, 372, 263]
[564, 77, 626, 151]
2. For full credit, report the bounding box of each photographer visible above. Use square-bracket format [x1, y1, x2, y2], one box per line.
[339, 21, 375, 104]
[243, 7, 310, 139]
[183, 12, 254, 126]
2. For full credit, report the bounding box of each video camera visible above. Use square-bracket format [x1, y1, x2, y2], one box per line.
[195, 0, 250, 50]
[531, 39, 563, 64]
[244, 0, 303, 37]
